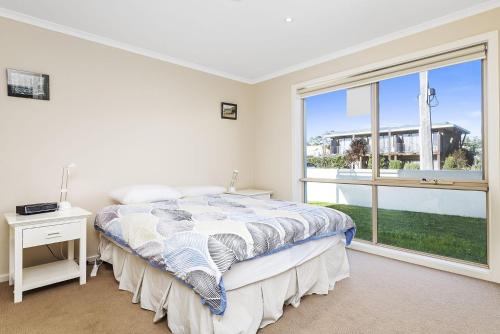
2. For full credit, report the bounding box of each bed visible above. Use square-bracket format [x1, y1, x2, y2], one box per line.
[94, 193, 356, 334]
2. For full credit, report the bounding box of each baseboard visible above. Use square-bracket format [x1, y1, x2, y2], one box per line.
[86, 254, 100, 262]
[0, 254, 100, 283]
[0, 273, 8, 283]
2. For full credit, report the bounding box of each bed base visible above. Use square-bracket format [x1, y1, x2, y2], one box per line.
[99, 237, 350, 334]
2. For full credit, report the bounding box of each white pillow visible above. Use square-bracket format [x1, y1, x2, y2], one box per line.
[110, 185, 182, 204]
[176, 185, 226, 197]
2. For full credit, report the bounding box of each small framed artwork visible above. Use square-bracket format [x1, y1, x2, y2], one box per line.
[221, 102, 237, 120]
[6, 69, 50, 100]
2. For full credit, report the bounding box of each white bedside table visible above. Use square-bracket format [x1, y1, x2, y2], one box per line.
[225, 188, 273, 200]
[4, 207, 92, 303]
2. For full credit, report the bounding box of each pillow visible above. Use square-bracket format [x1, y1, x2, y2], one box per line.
[176, 185, 226, 197]
[110, 185, 182, 204]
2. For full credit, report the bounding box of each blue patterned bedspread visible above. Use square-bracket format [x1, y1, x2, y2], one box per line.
[94, 194, 355, 315]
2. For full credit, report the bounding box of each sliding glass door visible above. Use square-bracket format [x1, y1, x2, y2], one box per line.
[302, 46, 488, 265]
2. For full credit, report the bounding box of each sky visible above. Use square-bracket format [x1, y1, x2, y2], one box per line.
[305, 60, 483, 140]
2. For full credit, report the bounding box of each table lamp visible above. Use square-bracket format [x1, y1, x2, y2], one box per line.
[228, 169, 239, 193]
[59, 163, 76, 211]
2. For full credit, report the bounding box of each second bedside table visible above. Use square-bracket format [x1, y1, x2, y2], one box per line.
[225, 188, 273, 200]
[5, 207, 92, 303]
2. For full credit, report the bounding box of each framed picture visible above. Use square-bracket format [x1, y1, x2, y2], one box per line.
[221, 102, 237, 120]
[6, 69, 50, 100]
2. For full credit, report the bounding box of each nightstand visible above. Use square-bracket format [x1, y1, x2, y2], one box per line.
[4, 207, 92, 303]
[225, 188, 273, 200]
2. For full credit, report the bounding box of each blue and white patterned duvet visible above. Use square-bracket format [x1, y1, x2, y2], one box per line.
[94, 194, 355, 315]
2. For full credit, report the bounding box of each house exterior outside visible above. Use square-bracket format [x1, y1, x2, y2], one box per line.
[306, 145, 325, 157]
[322, 122, 469, 169]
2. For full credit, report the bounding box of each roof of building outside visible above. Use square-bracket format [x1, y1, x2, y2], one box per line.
[322, 122, 470, 138]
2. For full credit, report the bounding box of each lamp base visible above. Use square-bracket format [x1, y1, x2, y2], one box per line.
[228, 186, 236, 193]
[58, 201, 72, 211]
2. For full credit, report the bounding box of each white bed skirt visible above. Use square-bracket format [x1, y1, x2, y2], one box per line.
[98, 237, 350, 334]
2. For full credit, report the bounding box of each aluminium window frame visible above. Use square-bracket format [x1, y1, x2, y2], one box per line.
[302, 57, 488, 264]
[291, 31, 499, 283]
[301, 56, 488, 191]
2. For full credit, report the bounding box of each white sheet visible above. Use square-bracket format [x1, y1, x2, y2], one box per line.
[224, 235, 343, 290]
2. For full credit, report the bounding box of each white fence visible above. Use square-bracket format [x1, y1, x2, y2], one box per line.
[306, 168, 485, 218]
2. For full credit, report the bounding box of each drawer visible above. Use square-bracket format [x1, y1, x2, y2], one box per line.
[23, 221, 81, 248]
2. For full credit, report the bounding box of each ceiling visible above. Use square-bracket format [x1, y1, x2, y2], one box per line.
[0, 0, 499, 83]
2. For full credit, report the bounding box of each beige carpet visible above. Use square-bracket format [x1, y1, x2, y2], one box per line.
[1, 250, 499, 334]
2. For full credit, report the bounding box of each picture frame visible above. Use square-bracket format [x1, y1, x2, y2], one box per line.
[221, 102, 237, 120]
[6, 69, 50, 100]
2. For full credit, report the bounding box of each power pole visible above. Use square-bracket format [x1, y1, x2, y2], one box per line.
[419, 71, 433, 170]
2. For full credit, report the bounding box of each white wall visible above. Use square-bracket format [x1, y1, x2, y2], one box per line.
[0, 17, 255, 274]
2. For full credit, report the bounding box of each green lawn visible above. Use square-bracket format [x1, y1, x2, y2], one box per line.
[310, 202, 487, 264]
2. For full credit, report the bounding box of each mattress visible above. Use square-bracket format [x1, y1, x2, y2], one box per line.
[224, 234, 343, 290]
[102, 233, 343, 291]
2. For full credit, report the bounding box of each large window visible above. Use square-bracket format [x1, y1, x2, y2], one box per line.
[302, 44, 488, 265]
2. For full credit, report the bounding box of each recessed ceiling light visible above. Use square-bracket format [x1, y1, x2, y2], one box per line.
[285, 17, 293, 23]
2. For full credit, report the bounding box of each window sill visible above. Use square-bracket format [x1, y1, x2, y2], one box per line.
[349, 240, 493, 282]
